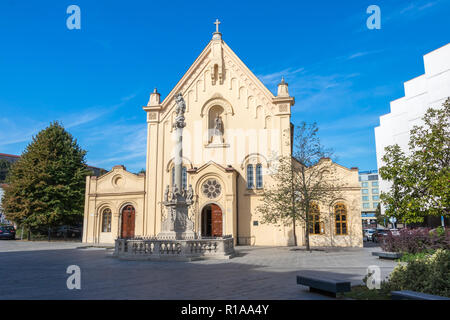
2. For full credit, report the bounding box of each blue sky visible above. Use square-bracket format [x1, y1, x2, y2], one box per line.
[0, 0, 449, 173]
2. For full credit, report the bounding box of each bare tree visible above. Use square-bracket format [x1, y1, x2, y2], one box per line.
[256, 122, 344, 250]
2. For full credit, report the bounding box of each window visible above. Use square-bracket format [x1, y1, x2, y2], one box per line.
[372, 188, 379, 194]
[247, 164, 254, 189]
[368, 174, 378, 181]
[202, 179, 221, 199]
[335, 203, 347, 235]
[372, 195, 379, 201]
[362, 196, 369, 201]
[372, 181, 379, 187]
[308, 203, 323, 235]
[361, 182, 368, 187]
[362, 189, 368, 194]
[172, 166, 187, 189]
[373, 202, 379, 208]
[363, 203, 370, 209]
[255, 164, 263, 189]
[102, 208, 112, 232]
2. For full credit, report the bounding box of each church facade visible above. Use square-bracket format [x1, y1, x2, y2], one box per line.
[82, 24, 363, 247]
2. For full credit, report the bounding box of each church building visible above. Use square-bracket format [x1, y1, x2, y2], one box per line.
[82, 22, 363, 247]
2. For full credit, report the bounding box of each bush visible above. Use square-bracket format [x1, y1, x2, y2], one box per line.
[382, 249, 450, 297]
[380, 227, 449, 254]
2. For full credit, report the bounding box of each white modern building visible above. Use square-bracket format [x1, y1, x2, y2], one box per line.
[375, 43, 450, 214]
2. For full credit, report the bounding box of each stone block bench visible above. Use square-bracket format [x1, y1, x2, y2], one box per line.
[391, 290, 450, 300]
[372, 251, 402, 259]
[296, 275, 351, 297]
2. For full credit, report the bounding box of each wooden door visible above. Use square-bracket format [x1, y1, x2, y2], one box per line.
[210, 204, 222, 237]
[121, 205, 135, 238]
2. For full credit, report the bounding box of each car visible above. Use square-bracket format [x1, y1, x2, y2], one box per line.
[55, 225, 82, 238]
[364, 229, 376, 241]
[373, 229, 389, 243]
[0, 225, 16, 240]
[390, 228, 400, 236]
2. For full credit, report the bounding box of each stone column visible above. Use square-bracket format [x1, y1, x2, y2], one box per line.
[158, 93, 196, 240]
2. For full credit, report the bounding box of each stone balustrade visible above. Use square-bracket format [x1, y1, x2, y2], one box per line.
[114, 236, 235, 261]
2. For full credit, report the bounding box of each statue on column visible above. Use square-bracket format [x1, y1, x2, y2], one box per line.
[158, 93, 196, 240]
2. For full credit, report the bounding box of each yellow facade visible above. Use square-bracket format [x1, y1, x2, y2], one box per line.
[82, 27, 363, 247]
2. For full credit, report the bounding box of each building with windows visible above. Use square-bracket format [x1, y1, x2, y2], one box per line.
[375, 43, 450, 215]
[0, 184, 13, 225]
[359, 170, 380, 228]
[82, 23, 362, 247]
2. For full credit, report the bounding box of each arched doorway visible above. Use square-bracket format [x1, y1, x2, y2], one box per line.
[201, 204, 222, 237]
[121, 205, 135, 238]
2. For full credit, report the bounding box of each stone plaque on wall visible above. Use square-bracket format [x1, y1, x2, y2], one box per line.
[278, 104, 288, 113]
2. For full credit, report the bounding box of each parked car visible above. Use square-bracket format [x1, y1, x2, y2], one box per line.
[364, 229, 376, 241]
[58, 225, 82, 238]
[0, 225, 16, 240]
[373, 229, 389, 243]
[390, 228, 400, 236]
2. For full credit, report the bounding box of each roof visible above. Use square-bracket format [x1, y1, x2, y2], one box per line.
[0, 153, 20, 158]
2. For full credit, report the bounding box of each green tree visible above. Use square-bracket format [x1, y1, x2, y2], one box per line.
[379, 98, 450, 224]
[136, 168, 146, 175]
[256, 122, 343, 250]
[1, 122, 90, 239]
[374, 203, 386, 227]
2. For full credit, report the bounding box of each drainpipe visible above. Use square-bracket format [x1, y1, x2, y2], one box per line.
[236, 173, 239, 245]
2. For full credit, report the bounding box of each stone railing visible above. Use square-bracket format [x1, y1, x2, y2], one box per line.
[114, 236, 234, 261]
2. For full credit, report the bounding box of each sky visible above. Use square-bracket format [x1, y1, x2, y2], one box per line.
[0, 0, 449, 173]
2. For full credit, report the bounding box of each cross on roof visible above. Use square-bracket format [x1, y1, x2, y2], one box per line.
[214, 19, 221, 33]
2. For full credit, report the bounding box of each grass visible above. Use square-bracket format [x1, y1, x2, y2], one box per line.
[341, 285, 391, 300]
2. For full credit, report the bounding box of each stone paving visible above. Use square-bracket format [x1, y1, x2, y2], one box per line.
[0, 240, 398, 300]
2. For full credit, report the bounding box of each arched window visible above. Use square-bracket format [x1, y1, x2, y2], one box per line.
[102, 208, 112, 233]
[309, 203, 323, 235]
[255, 164, 263, 189]
[247, 164, 254, 189]
[335, 203, 347, 235]
[172, 166, 187, 189]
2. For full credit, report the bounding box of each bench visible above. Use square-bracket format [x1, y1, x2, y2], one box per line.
[297, 275, 351, 297]
[391, 290, 450, 300]
[372, 251, 402, 259]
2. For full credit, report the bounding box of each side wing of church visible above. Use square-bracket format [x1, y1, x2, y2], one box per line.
[82, 25, 363, 247]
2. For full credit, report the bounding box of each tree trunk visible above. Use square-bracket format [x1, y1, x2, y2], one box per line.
[305, 212, 311, 252]
[27, 229, 31, 241]
[292, 217, 297, 246]
[48, 227, 51, 242]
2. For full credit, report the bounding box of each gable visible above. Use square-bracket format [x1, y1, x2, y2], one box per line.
[157, 37, 278, 122]
[93, 166, 145, 194]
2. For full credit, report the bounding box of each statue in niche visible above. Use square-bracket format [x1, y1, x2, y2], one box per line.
[210, 113, 224, 143]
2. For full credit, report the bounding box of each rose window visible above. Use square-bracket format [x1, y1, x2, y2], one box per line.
[202, 179, 221, 199]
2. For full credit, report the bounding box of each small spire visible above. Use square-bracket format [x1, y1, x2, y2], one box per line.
[277, 77, 289, 97]
[148, 88, 161, 106]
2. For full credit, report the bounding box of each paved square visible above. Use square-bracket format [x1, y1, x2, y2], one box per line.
[0, 241, 398, 299]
